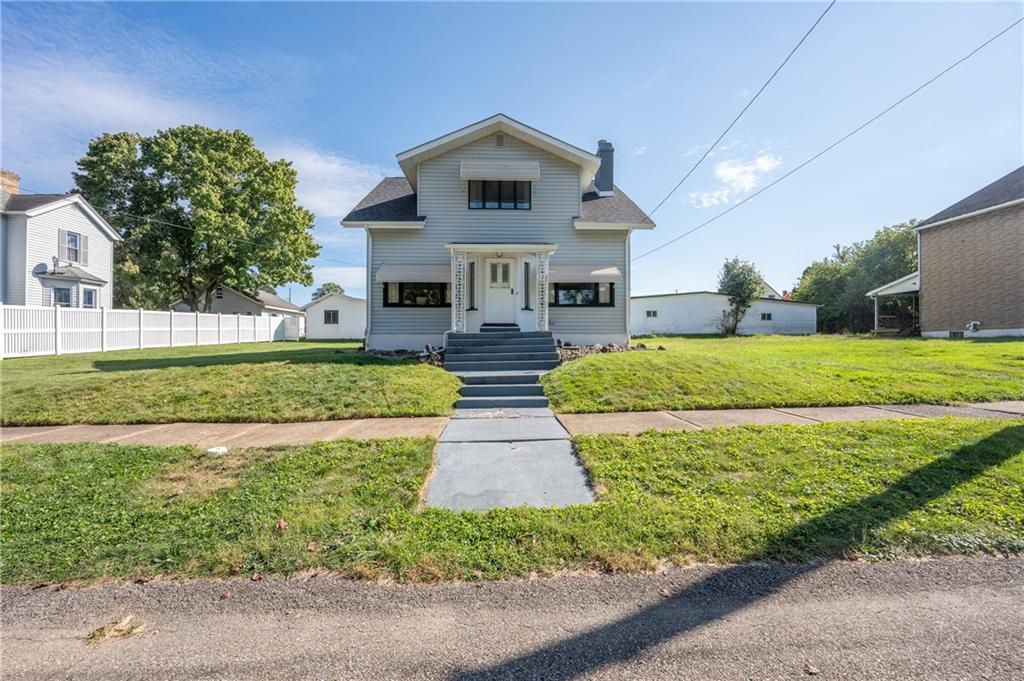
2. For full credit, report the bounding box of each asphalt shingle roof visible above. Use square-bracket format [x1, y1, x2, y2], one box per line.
[256, 290, 302, 311]
[2, 193, 72, 212]
[917, 165, 1024, 228]
[42, 264, 107, 285]
[580, 183, 654, 226]
[342, 178, 421, 223]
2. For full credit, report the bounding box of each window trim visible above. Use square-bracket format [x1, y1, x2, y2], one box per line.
[63, 231, 82, 263]
[52, 286, 72, 307]
[383, 282, 452, 308]
[324, 309, 339, 325]
[468, 180, 531, 210]
[82, 287, 98, 309]
[761, 312, 773, 321]
[547, 282, 615, 307]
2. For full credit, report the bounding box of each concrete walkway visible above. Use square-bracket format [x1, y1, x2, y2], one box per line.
[424, 407, 594, 511]
[0, 417, 448, 447]
[557, 400, 1024, 435]
[2, 401, 1021, 448]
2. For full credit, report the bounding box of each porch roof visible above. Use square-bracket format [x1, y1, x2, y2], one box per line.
[865, 271, 920, 298]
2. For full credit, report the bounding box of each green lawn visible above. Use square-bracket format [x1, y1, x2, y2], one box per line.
[543, 335, 1024, 413]
[3, 417, 1021, 584]
[0, 342, 461, 425]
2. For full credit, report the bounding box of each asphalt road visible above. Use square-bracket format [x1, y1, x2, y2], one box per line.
[3, 557, 1022, 680]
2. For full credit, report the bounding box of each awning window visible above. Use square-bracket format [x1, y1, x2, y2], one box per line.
[373, 264, 450, 284]
[548, 265, 622, 283]
[460, 160, 541, 182]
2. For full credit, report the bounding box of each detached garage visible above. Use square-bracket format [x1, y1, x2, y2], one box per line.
[630, 292, 817, 336]
[302, 292, 367, 340]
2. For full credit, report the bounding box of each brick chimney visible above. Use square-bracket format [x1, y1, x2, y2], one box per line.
[0, 169, 20, 195]
[594, 140, 614, 196]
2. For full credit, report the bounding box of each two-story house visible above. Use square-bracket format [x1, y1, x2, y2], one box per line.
[342, 114, 655, 350]
[0, 170, 120, 308]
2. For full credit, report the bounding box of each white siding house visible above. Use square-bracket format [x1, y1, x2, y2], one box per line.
[302, 292, 366, 340]
[631, 292, 817, 336]
[343, 114, 655, 350]
[1, 171, 119, 308]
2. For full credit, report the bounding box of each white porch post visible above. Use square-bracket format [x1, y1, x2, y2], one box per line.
[873, 296, 879, 333]
[451, 250, 467, 333]
[536, 252, 550, 332]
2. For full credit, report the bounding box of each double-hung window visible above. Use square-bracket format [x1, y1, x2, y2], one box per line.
[383, 282, 451, 307]
[82, 288, 97, 308]
[468, 180, 531, 210]
[548, 283, 615, 307]
[52, 287, 72, 307]
[59, 230, 84, 263]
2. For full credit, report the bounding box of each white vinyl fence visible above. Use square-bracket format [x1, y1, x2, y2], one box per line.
[0, 304, 305, 359]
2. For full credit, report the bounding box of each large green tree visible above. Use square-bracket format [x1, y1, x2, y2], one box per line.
[311, 282, 345, 300]
[717, 257, 764, 335]
[792, 221, 918, 332]
[74, 126, 319, 310]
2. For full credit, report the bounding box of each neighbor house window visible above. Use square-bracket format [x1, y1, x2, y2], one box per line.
[324, 309, 339, 324]
[761, 312, 772, 321]
[468, 180, 531, 210]
[82, 288, 97, 308]
[383, 282, 451, 307]
[548, 282, 614, 307]
[646, 310, 657, 318]
[59, 230, 84, 263]
[52, 287, 72, 307]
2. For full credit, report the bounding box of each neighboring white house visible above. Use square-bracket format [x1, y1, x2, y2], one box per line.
[342, 114, 656, 350]
[302, 292, 366, 340]
[630, 291, 818, 336]
[171, 284, 305, 318]
[0, 170, 120, 308]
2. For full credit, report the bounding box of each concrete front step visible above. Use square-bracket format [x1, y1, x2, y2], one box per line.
[460, 384, 544, 397]
[445, 351, 558, 363]
[445, 359, 559, 372]
[454, 395, 550, 409]
[447, 331, 553, 341]
[454, 370, 546, 385]
[446, 343, 556, 354]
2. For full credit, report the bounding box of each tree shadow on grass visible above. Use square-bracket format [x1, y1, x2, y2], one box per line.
[91, 347, 417, 372]
[454, 424, 1024, 681]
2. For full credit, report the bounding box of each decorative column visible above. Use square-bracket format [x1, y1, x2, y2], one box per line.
[536, 252, 550, 332]
[451, 250, 467, 333]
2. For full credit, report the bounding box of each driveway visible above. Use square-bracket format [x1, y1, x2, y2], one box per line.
[3, 557, 1022, 680]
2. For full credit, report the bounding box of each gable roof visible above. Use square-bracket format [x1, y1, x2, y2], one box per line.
[916, 166, 1024, 230]
[342, 177, 421, 225]
[301, 291, 366, 310]
[396, 114, 601, 192]
[631, 290, 819, 306]
[1, 192, 122, 241]
[577, 183, 654, 229]
[255, 289, 302, 312]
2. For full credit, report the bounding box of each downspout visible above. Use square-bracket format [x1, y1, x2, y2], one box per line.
[625, 229, 631, 344]
[364, 230, 373, 346]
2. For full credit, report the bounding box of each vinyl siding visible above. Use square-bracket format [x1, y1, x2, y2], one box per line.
[369, 134, 627, 339]
[304, 294, 366, 339]
[2, 214, 28, 305]
[23, 204, 115, 307]
[630, 293, 817, 336]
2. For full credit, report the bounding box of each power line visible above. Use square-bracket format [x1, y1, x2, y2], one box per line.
[632, 16, 1023, 262]
[13, 189, 365, 268]
[645, 0, 837, 219]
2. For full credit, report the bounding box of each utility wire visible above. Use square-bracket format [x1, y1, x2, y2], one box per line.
[645, 0, 837, 219]
[14, 188, 365, 268]
[632, 16, 1023, 262]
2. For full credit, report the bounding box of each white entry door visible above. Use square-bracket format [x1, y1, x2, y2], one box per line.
[484, 258, 515, 323]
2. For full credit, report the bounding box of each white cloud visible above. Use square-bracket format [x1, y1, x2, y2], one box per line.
[268, 144, 386, 220]
[688, 152, 782, 208]
[633, 146, 647, 156]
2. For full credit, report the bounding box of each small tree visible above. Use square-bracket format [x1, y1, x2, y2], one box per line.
[717, 257, 763, 335]
[311, 282, 344, 300]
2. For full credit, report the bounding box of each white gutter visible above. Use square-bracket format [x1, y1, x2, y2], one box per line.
[915, 197, 1024, 231]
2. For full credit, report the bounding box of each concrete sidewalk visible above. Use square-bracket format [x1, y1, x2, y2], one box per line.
[2, 401, 1021, 447]
[556, 400, 1024, 435]
[0, 417, 447, 447]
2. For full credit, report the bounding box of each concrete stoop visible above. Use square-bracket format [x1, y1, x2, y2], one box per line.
[444, 327, 558, 409]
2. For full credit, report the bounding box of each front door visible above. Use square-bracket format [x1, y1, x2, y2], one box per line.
[484, 258, 515, 323]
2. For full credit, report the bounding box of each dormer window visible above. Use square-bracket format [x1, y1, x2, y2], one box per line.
[468, 180, 531, 210]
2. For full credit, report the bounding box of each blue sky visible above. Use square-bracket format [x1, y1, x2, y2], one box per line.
[3, 2, 1021, 304]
